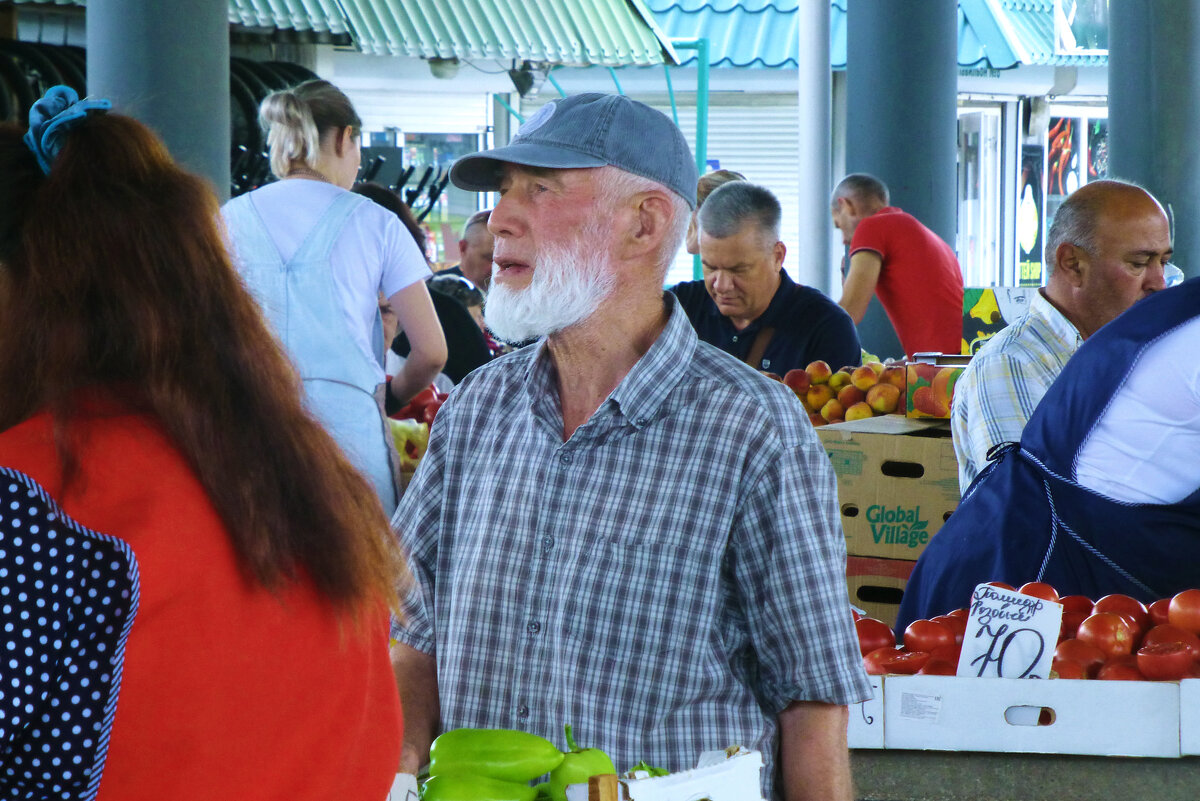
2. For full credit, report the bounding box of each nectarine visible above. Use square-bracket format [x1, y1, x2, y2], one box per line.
[866, 382, 901, 414]
[805, 360, 832, 385]
[851, 365, 879, 391]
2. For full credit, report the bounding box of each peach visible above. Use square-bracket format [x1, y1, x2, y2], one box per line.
[806, 360, 833, 385]
[851, 365, 880, 391]
[881, 365, 907, 391]
[866, 361, 886, 375]
[828, 370, 853, 392]
[807, 412, 827, 427]
[845, 401, 874, 422]
[761, 371, 783, 383]
[807, 384, 835, 411]
[783, 368, 811, 396]
[837, 385, 866, 408]
[866, 382, 901, 414]
[820, 398, 845, 423]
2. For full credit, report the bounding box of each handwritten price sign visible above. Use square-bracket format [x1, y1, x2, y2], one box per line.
[957, 584, 1063, 679]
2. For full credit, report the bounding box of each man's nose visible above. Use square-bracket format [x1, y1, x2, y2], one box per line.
[711, 271, 733, 292]
[488, 197, 520, 239]
[1145, 262, 1167, 293]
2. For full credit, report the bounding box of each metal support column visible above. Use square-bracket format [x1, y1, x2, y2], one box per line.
[845, 0, 958, 358]
[1109, 0, 1200, 279]
[88, 0, 230, 200]
[795, 0, 832, 294]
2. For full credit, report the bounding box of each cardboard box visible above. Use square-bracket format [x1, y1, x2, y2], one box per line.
[1180, 679, 1200, 755]
[609, 749, 765, 801]
[848, 676, 885, 749]
[846, 555, 916, 627]
[963, 287, 1039, 355]
[905, 354, 970, 419]
[817, 415, 959, 559]
[883, 675, 1180, 757]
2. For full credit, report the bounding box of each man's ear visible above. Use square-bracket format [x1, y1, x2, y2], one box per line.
[773, 240, 786, 270]
[625, 191, 673, 257]
[1056, 242, 1086, 286]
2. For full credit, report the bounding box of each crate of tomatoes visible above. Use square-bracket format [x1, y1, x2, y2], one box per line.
[849, 583, 1200, 757]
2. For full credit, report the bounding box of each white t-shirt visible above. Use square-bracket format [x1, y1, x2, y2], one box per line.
[232, 179, 430, 379]
[1075, 316, 1200, 503]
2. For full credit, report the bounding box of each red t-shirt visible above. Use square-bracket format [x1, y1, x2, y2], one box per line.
[849, 206, 964, 356]
[0, 401, 402, 800]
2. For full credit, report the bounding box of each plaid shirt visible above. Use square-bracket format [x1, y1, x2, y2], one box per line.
[952, 291, 1082, 491]
[393, 295, 870, 799]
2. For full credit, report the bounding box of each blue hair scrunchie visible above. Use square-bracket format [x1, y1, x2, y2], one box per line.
[23, 85, 112, 175]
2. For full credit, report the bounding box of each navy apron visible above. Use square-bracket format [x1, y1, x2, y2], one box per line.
[223, 190, 399, 513]
[896, 277, 1200, 631]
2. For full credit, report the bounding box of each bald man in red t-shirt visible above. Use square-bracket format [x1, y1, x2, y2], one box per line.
[831, 173, 964, 357]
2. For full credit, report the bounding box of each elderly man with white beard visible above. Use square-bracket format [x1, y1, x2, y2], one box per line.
[389, 93, 870, 801]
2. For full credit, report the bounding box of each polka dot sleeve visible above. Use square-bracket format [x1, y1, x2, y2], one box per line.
[0, 468, 139, 800]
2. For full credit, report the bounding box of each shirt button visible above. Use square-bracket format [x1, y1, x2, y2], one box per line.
[527, 620, 541, 635]
[636, 417, 649, 427]
[517, 704, 529, 719]
[560, 453, 571, 465]
[731, 335, 739, 342]
[541, 535, 555, 552]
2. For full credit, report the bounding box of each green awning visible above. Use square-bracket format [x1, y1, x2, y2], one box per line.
[15, 0, 676, 67]
[337, 0, 676, 66]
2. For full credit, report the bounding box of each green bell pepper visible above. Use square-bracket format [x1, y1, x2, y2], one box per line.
[420, 773, 538, 801]
[428, 728, 564, 783]
[543, 724, 617, 800]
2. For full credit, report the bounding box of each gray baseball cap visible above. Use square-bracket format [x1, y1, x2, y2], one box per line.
[450, 92, 698, 208]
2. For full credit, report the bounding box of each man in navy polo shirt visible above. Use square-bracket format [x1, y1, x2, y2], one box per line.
[671, 181, 861, 375]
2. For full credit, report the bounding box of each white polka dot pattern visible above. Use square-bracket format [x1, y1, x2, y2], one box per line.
[0, 468, 139, 800]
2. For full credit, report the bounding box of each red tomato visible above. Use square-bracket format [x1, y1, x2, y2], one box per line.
[1053, 638, 1107, 678]
[1060, 610, 1090, 643]
[1050, 658, 1086, 680]
[1018, 581, 1061, 603]
[931, 614, 967, 646]
[1058, 595, 1095, 641]
[946, 607, 970, 620]
[881, 650, 932, 675]
[1141, 624, 1200, 662]
[1168, 589, 1200, 635]
[986, 581, 1014, 590]
[1096, 656, 1144, 681]
[850, 608, 863, 621]
[1092, 594, 1150, 638]
[1060, 595, 1095, 615]
[1148, 598, 1172, 627]
[1137, 641, 1194, 681]
[855, 617, 895, 658]
[863, 647, 931, 676]
[903, 619, 956, 654]
[862, 647, 903, 675]
[918, 659, 957, 676]
[1076, 613, 1136, 659]
[928, 642, 962, 666]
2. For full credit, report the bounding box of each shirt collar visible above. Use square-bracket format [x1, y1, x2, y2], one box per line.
[522, 293, 698, 432]
[1032, 289, 1084, 349]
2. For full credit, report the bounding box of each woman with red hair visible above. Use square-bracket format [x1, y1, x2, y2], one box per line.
[0, 87, 403, 799]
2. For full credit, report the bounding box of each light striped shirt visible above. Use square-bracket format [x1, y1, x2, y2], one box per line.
[952, 291, 1082, 491]
[393, 294, 870, 800]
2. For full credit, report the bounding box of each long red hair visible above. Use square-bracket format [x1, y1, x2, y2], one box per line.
[0, 115, 406, 613]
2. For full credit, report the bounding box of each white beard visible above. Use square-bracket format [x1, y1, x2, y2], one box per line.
[484, 229, 615, 344]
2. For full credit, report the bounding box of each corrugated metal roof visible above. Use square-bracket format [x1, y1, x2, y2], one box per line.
[335, 0, 672, 66]
[645, 0, 1105, 70]
[986, 0, 1106, 66]
[15, 0, 672, 66]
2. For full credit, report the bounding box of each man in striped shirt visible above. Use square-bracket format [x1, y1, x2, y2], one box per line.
[952, 179, 1171, 492]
